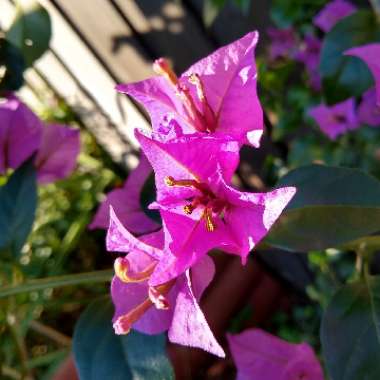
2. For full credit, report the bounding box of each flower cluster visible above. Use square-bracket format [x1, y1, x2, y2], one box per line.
[0, 95, 80, 183]
[94, 32, 296, 357]
[268, 0, 380, 140]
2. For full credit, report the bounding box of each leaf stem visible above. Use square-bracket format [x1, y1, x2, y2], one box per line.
[0, 269, 113, 298]
[29, 320, 72, 347]
[7, 315, 34, 380]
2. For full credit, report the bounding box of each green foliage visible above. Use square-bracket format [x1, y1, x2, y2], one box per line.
[6, 0, 52, 68]
[0, 159, 37, 258]
[321, 276, 380, 380]
[270, 0, 327, 28]
[0, 38, 25, 92]
[267, 165, 380, 251]
[73, 297, 174, 380]
[320, 10, 380, 104]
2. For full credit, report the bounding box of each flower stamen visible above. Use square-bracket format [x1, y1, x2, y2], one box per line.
[114, 257, 156, 283]
[188, 73, 216, 131]
[113, 298, 152, 335]
[153, 58, 178, 87]
[204, 207, 216, 232]
[165, 176, 200, 189]
[153, 58, 207, 132]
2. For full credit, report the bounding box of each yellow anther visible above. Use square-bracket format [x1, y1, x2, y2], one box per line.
[165, 176, 175, 186]
[204, 208, 216, 232]
[188, 73, 206, 101]
[183, 204, 194, 215]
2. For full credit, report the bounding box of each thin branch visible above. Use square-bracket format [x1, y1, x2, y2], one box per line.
[0, 269, 113, 298]
[29, 320, 72, 347]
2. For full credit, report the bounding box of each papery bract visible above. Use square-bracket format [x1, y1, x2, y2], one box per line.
[308, 99, 358, 139]
[344, 43, 380, 106]
[107, 208, 224, 357]
[227, 329, 324, 380]
[313, 0, 356, 33]
[136, 130, 296, 286]
[117, 32, 263, 147]
[35, 124, 80, 184]
[357, 88, 380, 127]
[90, 154, 160, 234]
[267, 27, 298, 60]
[295, 34, 322, 91]
[0, 95, 42, 174]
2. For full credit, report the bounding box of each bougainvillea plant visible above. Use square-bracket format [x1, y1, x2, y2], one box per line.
[3, 0, 380, 379]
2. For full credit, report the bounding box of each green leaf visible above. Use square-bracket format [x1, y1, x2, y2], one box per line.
[320, 10, 380, 105]
[73, 297, 174, 380]
[140, 172, 161, 224]
[202, 0, 226, 27]
[266, 164, 380, 251]
[321, 276, 380, 380]
[6, 1, 51, 67]
[0, 38, 25, 92]
[0, 159, 37, 258]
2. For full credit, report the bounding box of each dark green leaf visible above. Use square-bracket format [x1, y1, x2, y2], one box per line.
[0, 159, 37, 258]
[0, 37, 25, 92]
[140, 172, 161, 224]
[6, 1, 51, 67]
[266, 164, 380, 251]
[73, 297, 174, 380]
[320, 10, 380, 104]
[321, 276, 380, 380]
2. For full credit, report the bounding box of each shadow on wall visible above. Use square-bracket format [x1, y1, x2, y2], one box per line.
[110, 0, 270, 73]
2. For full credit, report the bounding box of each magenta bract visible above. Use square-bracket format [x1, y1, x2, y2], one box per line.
[357, 88, 380, 127]
[35, 124, 80, 184]
[136, 130, 296, 285]
[313, 0, 356, 32]
[116, 31, 263, 147]
[227, 329, 324, 380]
[308, 99, 359, 139]
[90, 154, 160, 234]
[0, 96, 42, 174]
[107, 208, 225, 357]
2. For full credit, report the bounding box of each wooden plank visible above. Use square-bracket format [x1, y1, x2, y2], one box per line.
[112, 0, 213, 72]
[41, 0, 151, 147]
[29, 52, 138, 169]
[51, 0, 153, 82]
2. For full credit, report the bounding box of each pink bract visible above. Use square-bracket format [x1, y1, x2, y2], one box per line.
[107, 208, 224, 357]
[295, 34, 322, 91]
[227, 329, 324, 380]
[308, 99, 359, 139]
[345, 43, 380, 106]
[357, 88, 380, 127]
[116, 31, 263, 148]
[89, 154, 160, 235]
[267, 27, 298, 60]
[313, 0, 356, 32]
[0, 96, 42, 174]
[35, 124, 80, 184]
[136, 130, 296, 286]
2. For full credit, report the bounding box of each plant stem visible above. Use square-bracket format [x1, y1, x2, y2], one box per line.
[7, 316, 34, 380]
[29, 320, 72, 347]
[0, 269, 113, 298]
[1, 365, 22, 380]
